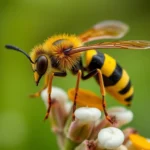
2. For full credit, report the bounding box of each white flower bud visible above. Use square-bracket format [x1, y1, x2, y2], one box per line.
[75, 107, 101, 123]
[98, 127, 124, 149]
[108, 107, 133, 126]
[65, 102, 72, 114]
[67, 107, 101, 143]
[41, 86, 68, 108]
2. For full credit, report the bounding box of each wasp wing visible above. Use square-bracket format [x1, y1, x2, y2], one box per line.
[79, 20, 129, 43]
[67, 41, 150, 55]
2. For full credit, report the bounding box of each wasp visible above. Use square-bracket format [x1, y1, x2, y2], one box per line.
[5, 20, 150, 123]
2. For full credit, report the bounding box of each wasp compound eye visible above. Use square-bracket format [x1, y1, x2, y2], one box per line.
[36, 56, 48, 75]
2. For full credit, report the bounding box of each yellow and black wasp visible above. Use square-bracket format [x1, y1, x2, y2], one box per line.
[5, 20, 150, 123]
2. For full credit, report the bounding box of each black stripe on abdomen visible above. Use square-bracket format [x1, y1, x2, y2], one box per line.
[103, 63, 123, 87]
[125, 94, 133, 102]
[119, 80, 131, 95]
[88, 52, 105, 70]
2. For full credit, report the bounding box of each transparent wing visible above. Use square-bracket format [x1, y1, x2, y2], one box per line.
[79, 20, 129, 43]
[67, 40, 150, 55]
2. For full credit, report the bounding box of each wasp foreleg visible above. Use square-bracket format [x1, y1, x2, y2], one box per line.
[29, 75, 49, 98]
[44, 71, 67, 120]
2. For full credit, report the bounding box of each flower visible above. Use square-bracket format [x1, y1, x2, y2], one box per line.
[40, 87, 150, 150]
[98, 127, 124, 149]
[67, 107, 101, 143]
[108, 107, 133, 127]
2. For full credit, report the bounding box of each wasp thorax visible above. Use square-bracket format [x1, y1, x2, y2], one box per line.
[52, 39, 73, 57]
[43, 34, 83, 70]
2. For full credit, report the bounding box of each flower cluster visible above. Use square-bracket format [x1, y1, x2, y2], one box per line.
[41, 87, 150, 150]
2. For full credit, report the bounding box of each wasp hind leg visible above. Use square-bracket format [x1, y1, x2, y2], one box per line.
[96, 69, 115, 124]
[82, 69, 114, 124]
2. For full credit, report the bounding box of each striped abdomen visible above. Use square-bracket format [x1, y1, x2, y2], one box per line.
[85, 50, 133, 105]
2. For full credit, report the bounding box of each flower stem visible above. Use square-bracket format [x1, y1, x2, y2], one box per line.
[63, 138, 79, 150]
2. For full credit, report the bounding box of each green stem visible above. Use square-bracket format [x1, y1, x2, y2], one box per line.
[63, 138, 79, 150]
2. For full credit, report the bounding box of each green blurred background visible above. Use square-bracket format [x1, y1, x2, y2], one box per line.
[1, 0, 150, 149]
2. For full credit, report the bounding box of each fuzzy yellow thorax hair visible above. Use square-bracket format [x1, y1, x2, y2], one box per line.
[43, 34, 83, 70]
[30, 44, 45, 62]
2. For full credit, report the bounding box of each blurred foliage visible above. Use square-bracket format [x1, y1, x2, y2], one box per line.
[0, 0, 150, 150]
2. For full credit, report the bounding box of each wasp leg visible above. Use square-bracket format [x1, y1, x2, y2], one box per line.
[72, 70, 82, 120]
[44, 71, 67, 120]
[29, 75, 49, 98]
[81, 69, 114, 124]
[44, 73, 54, 120]
[97, 69, 114, 124]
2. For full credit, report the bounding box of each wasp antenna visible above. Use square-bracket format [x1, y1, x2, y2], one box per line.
[5, 44, 34, 64]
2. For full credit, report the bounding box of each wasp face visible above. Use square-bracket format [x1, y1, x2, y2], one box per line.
[33, 55, 48, 86]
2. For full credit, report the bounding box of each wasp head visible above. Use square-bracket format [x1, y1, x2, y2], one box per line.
[30, 45, 50, 86]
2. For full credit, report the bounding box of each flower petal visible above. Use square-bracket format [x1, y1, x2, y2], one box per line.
[129, 134, 150, 150]
[68, 88, 104, 110]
